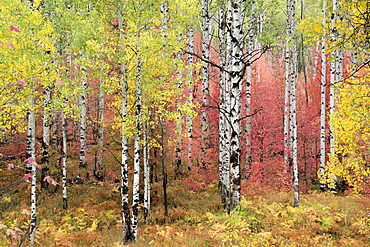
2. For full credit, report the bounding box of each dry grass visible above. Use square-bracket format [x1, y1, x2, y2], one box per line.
[1, 174, 369, 246]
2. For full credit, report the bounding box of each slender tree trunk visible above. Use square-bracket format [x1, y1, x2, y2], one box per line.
[186, 28, 194, 170]
[79, 70, 87, 168]
[131, 21, 142, 239]
[42, 87, 51, 165]
[219, 6, 230, 209]
[319, 0, 327, 191]
[27, 96, 37, 244]
[143, 123, 150, 224]
[62, 111, 68, 210]
[175, 35, 183, 175]
[201, 0, 210, 167]
[286, 0, 299, 207]
[41, 86, 51, 190]
[229, 0, 245, 211]
[328, 0, 342, 189]
[118, 4, 133, 243]
[245, 0, 256, 171]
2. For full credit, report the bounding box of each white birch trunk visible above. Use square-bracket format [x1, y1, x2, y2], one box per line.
[186, 28, 194, 170]
[62, 111, 68, 210]
[118, 5, 133, 243]
[319, 0, 327, 191]
[229, 0, 245, 211]
[219, 6, 230, 208]
[286, 0, 299, 207]
[328, 0, 342, 189]
[131, 23, 142, 239]
[79, 71, 87, 168]
[42, 86, 51, 165]
[143, 124, 150, 224]
[28, 96, 37, 244]
[175, 35, 183, 174]
[201, 0, 210, 167]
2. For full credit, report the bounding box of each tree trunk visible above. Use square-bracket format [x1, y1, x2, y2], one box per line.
[118, 4, 133, 243]
[186, 27, 194, 170]
[201, 0, 210, 167]
[143, 124, 150, 224]
[319, 0, 327, 191]
[219, 5, 230, 209]
[229, 0, 245, 211]
[175, 35, 183, 175]
[131, 21, 142, 239]
[62, 111, 68, 210]
[328, 0, 342, 189]
[42, 86, 51, 165]
[245, 0, 256, 170]
[79, 70, 87, 168]
[27, 97, 37, 244]
[41, 86, 51, 190]
[286, 0, 299, 207]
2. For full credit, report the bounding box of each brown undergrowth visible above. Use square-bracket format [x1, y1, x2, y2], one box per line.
[1, 176, 369, 246]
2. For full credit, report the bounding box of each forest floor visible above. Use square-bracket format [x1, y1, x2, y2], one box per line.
[1, 172, 370, 247]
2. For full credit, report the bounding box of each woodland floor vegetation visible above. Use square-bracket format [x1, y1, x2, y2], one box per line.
[1, 167, 369, 246]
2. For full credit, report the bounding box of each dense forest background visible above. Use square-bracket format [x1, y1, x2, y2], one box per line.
[0, 0, 369, 246]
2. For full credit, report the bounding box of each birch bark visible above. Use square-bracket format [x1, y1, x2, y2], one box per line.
[219, 5, 230, 208]
[62, 111, 68, 210]
[286, 0, 299, 207]
[131, 20, 142, 239]
[118, 4, 133, 243]
[186, 28, 194, 170]
[143, 124, 150, 224]
[27, 96, 37, 244]
[201, 0, 210, 167]
[79, 70, 87, 168]
[229, 0, 245, 211]
[319, 0, 327, 191]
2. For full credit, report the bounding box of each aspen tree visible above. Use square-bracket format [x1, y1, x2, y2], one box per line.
[42, 86, 51, 167]
[319, 0, 327, 191]
[79, 70, 88, 168]
[218, 4, 230, 208]
[286, 0, 299, 207]
[143, 123, 150, 224]
[118, 3, 133, 242]
[229, 0, 246, 211]
[328, 0, 342, 189]
[186, 27, 194, 170]
[201, 0, 210, 167]
[131, 16, 142, 240]
[61, 110, 68, 210]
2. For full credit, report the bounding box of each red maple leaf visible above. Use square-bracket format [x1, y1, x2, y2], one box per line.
[10, 26, 20, 32]
[43, 176, 59, 185]
[24, 157, 36, 164]
[23, 173, 33, 181]
[7, 164, 15, 170]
